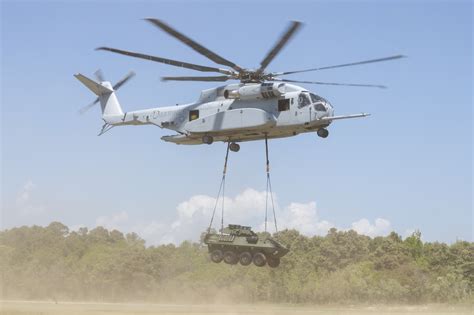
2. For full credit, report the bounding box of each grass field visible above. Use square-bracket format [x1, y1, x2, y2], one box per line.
[1, 301, 472, 315]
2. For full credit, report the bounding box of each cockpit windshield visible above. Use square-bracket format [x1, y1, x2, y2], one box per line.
[310, 93, 331, 111]
[310, 93, 327, 103]
[298, 92, 332, 110]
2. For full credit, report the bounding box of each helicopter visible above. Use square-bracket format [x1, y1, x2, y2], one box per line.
[75, 19, 404, 152]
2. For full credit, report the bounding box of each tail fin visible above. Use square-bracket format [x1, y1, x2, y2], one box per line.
[74, 73, 124, 116]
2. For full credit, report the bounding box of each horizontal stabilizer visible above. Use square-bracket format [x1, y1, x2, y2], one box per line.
[74, 73, 113, 96]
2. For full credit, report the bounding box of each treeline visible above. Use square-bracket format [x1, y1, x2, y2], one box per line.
[0, 222, 472, 304]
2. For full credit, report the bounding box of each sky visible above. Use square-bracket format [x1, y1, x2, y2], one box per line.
[1, 0, 472, 245]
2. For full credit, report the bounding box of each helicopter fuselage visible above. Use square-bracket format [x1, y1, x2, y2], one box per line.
[78, 18, 401, 144]
[102, 83, 361, 145]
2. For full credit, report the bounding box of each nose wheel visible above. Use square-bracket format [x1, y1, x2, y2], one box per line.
[317, 128, 329, 138]
[229, 142, 240, 152]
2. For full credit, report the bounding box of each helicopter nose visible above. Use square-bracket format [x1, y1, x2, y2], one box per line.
[323, 101, 334, 116]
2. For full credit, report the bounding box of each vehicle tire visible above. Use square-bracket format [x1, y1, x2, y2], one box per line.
[253, 252, 266, 267]
[239, 252, 252, 266]
[210, 249, 223, 263]
[229, 142, 240, 152]
[267, 257, 280, 268]
[223, 251, 238, 264]
[317, 128, 329, 138]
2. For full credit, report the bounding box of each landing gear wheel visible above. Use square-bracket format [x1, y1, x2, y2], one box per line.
[202, 135, 214, 144]
[253, 252, 266, 267]
[229, 142, 240, 152]
[267, 257, 280, 268]
[223, 251, 238, 264]
[210, 249, 223, 263]
[317, 128, 329, 138]
[239, 252, 252, 266]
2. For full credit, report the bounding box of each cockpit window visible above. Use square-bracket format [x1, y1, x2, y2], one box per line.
[310, 93, 326, 103]
[298, 93, 311, 108]
[314, 103, 326, 111]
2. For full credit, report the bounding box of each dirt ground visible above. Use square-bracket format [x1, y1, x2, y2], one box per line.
[0, 301, 472, 315]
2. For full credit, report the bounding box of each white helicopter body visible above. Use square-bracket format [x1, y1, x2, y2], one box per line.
[75, 75, 368, 149]
[75, 19, 402, 151]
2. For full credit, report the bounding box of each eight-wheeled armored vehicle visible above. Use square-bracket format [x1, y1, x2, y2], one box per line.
[202, 224, 289, 268]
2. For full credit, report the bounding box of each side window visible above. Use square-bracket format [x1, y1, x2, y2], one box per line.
[189, 110, 199, 121]
[278, 99, 290, 111]
[298, 93, 311, 108]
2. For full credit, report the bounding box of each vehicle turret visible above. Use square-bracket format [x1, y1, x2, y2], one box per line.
[221, 224, 256, 236]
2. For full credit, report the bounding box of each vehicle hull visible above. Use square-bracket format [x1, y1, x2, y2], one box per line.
[202, 224, 289, 267]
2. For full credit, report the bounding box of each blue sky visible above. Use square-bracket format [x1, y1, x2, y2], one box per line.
[1, 0, 472, 244]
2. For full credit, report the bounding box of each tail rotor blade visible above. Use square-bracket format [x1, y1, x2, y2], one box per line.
[78, 97, 100, 115]
[113, 71, 135, 91]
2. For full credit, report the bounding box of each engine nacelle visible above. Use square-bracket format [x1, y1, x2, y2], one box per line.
[224, 83, 286, 100]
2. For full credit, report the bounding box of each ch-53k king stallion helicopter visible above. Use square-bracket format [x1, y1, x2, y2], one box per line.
[75, 19, 404, 153]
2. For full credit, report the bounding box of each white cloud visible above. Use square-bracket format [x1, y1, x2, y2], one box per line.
[350, 218, 391, 237]
[404, 228, 417, 238]
[69, 224, 86, 232]
[17, 180, 34, 204]
[167, 188, 336, 243]
[161, 188, 269, 244]
[92, 211, 171, 244]
[278, 201, 334, 236]
[15, 179, 45, 216]
[91, 189, 392, 245]
[131, 220, 168, 244]
[95, 210, 128, 231]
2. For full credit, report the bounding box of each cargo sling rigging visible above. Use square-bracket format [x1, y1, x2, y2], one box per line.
[207, 135, 278, 234]
[264, 136, 278, 233]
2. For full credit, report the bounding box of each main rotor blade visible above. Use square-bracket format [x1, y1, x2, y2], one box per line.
[258, 21, 302, 72]
[161, 75, 231, 82]
[113, 71, 135, 91]
[273, 78, 387, 88]
[96, 47, 231, 75]
[145, 18, 243, 72]
[274, 55, 406, 76]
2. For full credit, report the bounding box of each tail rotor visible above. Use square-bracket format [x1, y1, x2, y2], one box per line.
[78, 70, 135, 115]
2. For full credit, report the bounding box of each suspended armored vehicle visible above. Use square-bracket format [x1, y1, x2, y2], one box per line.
[202, 224, 289, 268]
